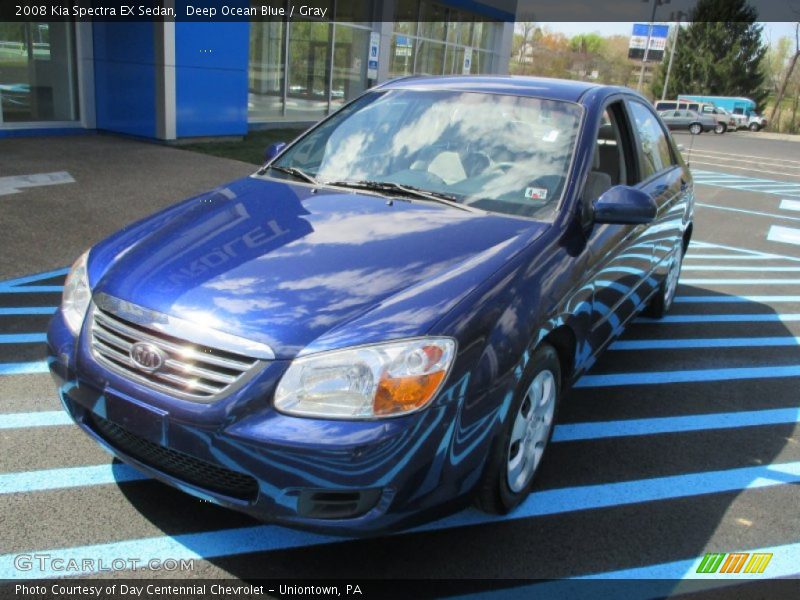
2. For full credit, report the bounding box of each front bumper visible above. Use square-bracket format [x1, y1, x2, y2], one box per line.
[47, 310, 488, 535]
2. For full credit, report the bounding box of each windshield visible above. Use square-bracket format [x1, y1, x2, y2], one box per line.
[269, 89, 582, 219]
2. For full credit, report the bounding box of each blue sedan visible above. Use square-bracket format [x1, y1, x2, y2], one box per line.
[47, 76, 693, 534]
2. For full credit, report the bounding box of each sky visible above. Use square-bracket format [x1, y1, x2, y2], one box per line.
[541, 21, 797, 46]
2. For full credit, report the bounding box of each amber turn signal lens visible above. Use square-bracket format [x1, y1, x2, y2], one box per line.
[373, 370, 447, 416]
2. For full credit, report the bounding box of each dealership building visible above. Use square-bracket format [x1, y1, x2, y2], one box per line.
[0, 1, 516, 141]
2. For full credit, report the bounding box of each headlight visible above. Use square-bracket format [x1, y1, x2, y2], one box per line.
[275, 338, 456, 419]
[62, 250, 91, 336]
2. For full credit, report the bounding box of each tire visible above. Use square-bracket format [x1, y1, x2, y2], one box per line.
[689, 123, 702, 135]
[714, 122, 726, 134]
[749, 122, 761, 132]
[475, 343, 561, 514]
[644, 239, 684, 319]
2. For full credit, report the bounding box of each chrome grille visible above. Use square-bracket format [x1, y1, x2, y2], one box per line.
[90, 303, 261, 402]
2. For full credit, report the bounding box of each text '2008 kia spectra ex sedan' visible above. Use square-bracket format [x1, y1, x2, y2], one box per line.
[48, 76, 693, 534]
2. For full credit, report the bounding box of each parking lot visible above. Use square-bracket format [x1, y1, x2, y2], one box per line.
[1, 131, 799, 592]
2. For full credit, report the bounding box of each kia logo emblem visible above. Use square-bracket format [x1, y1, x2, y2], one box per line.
[130, 342, 165, 373]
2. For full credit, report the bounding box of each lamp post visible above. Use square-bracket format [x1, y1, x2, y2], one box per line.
[637, 0, 670, 92]
[661, 10, 687, 101]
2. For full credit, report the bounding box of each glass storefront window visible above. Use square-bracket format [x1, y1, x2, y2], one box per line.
[286, 21, 332, 120]
[248, 1, 500, 123]
[444, 45, 464, 75]
[446, 14, 473, 46]
[415, 39, 445, 76]
[0, 22, 78, 123]
[477, 22, 495, 50]
[471, 50, 493, 74]
[331, 24, 370, 111]
[248, 20, 286, 121]
[390, 34, 415, 78]
[418, 2, 446, 41]
[394, 0, 419, 37]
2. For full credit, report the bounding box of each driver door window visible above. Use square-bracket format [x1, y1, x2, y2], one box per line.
[628, 101, 674, 181]
[584, 103, 633, 205]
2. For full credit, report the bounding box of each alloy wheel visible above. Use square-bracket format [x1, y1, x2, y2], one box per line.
[507, 369, 557, 493]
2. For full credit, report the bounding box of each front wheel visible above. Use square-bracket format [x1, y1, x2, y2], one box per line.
[689, 123, 702, 135]
[476, 344, 561, 514]
[644, 241, 684, 318]
[714, 122, 727, 134]
[749, 122, 761, 132]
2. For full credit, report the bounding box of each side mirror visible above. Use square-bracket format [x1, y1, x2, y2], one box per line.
[264, 142, 287, 162]
[593, 185, 657, 225]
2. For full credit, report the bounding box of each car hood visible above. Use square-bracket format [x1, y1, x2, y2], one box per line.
[94, 176, 545, 358]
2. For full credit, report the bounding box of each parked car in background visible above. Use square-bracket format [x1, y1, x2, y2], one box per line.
[678, 95, 766, 131]
[48, 76, 694, 534]
[747, 113, 768, 131]
[655, 100, 728, 133]
[701, 105, 741, 131]
[659, 109, 717, 134]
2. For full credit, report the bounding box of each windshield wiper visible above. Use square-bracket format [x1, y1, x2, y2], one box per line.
[268, 165, 319, 185]
[325, 180, 481, 213]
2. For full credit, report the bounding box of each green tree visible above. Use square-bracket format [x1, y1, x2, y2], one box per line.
[569, 33, 607, 55]
[651, 0, 768, 109]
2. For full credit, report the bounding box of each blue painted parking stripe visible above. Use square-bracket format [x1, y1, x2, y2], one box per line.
[639, 314, 800, 323]
[0, 411, 72, 430]
[694, 178, 753, 184]
[0, 267, 68, 288]
[610, 336, 800, 350]
[680, 278, 800, 284]
[674, 295, 800, 303]
[0, 463, 147, 495]
[733, 182, 800, 189]
[768, 225, 800, 247]
[552, 408, 800, 442]
[0, 286, 63, 293]
[691, 173, 768, 181]
[0, 307, 57, 315]
[780, 199, 800, 212]
[682, 265, 800, 271]
[693, 177, 780, 185]
[684, 253, 795, 260]
[0, 361, 49, 376]
[688, 240, 799, 261]
[696, 203, 800, 223]
[574, 365, 800, 388]
[2, 460, 800, 579]
[0, 333, 47, 344]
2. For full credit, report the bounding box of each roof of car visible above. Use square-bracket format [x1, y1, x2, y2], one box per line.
[377, 75, 628, 103]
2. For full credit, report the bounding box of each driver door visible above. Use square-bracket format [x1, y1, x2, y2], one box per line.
[582, 101, 651, 354]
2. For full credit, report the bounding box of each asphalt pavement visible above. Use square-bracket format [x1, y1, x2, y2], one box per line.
[0, 134, 254, 280]
[1, 130, 799, 595]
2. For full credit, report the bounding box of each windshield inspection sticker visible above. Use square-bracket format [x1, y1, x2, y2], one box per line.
[525, 187, 548, 200]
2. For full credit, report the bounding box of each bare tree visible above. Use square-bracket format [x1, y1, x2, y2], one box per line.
[516, 22, 537, 64]
[770, 22, 800, 125]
